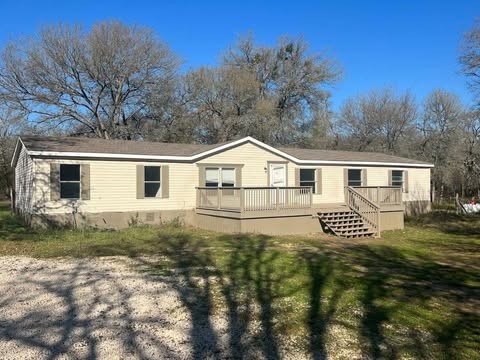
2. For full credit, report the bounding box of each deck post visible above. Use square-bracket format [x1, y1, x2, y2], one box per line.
[217, 187, 222, 209]
[377, 186, 380, 204]
[240, 188, 245, 212]
[275, 187, 280, 210]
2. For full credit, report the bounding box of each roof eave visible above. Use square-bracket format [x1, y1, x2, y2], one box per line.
[22, 136, 435, 168]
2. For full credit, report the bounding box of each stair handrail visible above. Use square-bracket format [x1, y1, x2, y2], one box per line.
[346, 186, 381, 237]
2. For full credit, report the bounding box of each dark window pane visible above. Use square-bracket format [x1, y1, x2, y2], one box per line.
[205, 181, 219, 187]
[145, 166, 160, 181]
[144, 182, 161, 197]
[348, 169, 362, 186]
[60, 182, 80, 199]
[300, 169, 315, 182]
[60, 164, 80, 181]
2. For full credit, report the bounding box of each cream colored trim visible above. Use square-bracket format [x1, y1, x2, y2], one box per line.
[22, 136, 435, 168]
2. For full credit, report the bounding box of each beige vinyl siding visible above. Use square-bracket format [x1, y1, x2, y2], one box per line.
[33, 159, 198, 214]
[197, 142, 289, 187]
[362, 167, 430, 202]
[14, 145, 35, 215]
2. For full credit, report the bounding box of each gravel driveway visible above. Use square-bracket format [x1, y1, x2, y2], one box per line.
[0, 256, 246, 360]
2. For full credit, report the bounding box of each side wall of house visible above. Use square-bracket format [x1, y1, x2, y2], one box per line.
[14, 145, 35, 217]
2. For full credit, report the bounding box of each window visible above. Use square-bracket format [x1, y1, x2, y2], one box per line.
[60, 164, 80, 199]
[205, 167, 236, 187]
[391, 170, 404, 190]
[300, 169, 315, 193]
[348, 169, 362, 187]
[144, 166, 161, 198]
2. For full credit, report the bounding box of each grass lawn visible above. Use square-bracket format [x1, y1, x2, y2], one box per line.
[0, 202, 479, 359]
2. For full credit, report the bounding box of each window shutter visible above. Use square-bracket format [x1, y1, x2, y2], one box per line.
[50, 163, 60, 201]
[315, 168, 322, 194]
[161, 165, 169, 198]
[136, 165, 144, 199]
[404, 170, 409, 193]
[295, 168, 300, 186]
[235, 166, 242, 187]
[199, 166, 206, 187]
[81, 164, 90, 200]
[388, 170, 393, 186]
[362, 168, 367, 186]
[343, 168, 348, 188]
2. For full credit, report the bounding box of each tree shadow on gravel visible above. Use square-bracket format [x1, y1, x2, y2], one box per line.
[0, 258, 180, 360]
[139, 232, 305, 360]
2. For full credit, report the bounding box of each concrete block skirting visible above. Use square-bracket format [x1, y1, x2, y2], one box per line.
[30, 210, 197, 229]
[404, 200, 431, 216]
[29, 209, 322, 235]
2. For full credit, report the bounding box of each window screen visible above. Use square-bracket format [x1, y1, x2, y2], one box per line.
[205, 168, 219, 187]
[391, 170, 404, 189]
[221, 168, 235, 187]
[144, 166, 161, 197]
[205, 167, 236, 187]
[348, 169, 362, 187]
[300, 169, 316, 193]
[60, 164, 80, 199]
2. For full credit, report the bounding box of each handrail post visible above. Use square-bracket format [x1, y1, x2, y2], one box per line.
[377, 186, 380, 204]
[377, 207, 381, 237]
[275, 187, 280, 210]
[309, 187, 313, 208]
[240, 188, 245, 212]
[217, 187, 222, 209]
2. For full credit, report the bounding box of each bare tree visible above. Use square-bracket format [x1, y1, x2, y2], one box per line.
[335, 88, 417, 153]
[418, 89, 464, 199]
[0, 102, 25, 198]
[220, 35, 341, 144]
[0, 21, 179, 139]
[460, 19, 480, 106]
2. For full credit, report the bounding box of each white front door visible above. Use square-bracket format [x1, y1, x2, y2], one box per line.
[270, 164, 287, 205]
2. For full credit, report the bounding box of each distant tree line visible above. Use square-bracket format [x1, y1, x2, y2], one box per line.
[0, 20, 479, 200]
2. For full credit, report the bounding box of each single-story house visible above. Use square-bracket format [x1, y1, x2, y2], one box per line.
[11, 136, 433, 237]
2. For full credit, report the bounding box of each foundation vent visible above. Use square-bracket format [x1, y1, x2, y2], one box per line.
[145, 212, 155, 222]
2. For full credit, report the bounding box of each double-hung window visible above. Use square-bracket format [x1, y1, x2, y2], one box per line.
[348, 169, 362, 187]
[299, 169, 316, 193]
[144, 166, 161, 198]
[60, 164, 81, 199]
[205, 167, 236, 187]
[391, 170, 404, 190]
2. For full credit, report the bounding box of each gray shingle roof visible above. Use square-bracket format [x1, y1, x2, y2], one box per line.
[19, 136, 431, 166]
[20, 136, 219, 157]
[278, 147, 431, 165]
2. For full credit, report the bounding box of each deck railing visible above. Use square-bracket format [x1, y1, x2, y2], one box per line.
[196, 187, 313, 212]
[346, 186, 380, 237]
[352, 186, 402, 206]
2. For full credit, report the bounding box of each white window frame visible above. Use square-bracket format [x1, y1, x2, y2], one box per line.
[144, 166, 162, 198]
[205, 167, 236, 188]
[60, 164, 81, 200]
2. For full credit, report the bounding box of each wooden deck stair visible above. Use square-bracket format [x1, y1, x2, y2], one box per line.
[317, 207, 376, 238]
